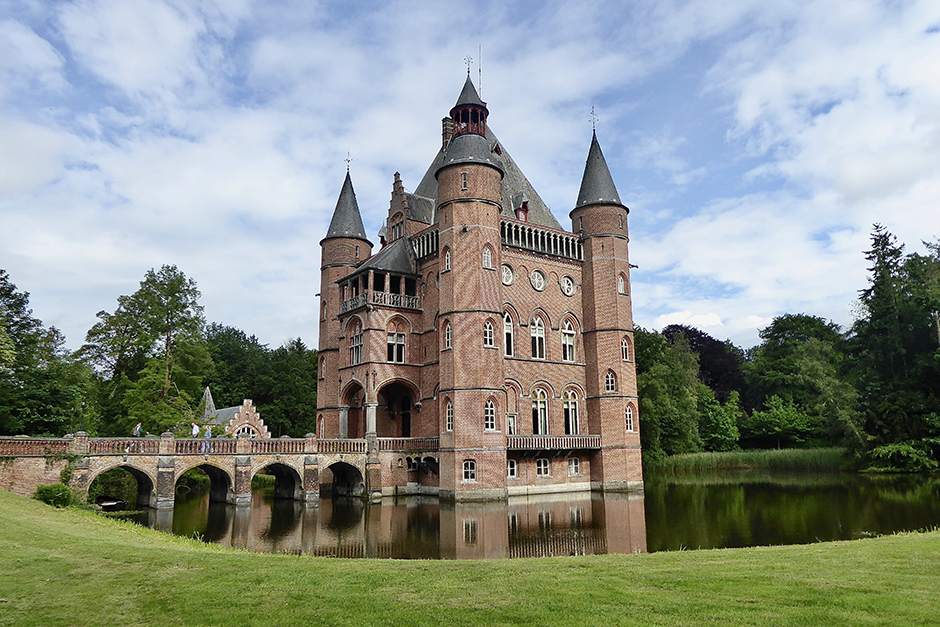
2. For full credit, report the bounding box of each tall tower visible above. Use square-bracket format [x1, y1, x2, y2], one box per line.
[570, 132, 643, 490]
[435, 76, 507, 500]
[317, 171, 372, 438]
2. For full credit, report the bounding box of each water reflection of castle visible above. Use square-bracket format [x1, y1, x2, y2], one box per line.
[143, 493, 647, 559]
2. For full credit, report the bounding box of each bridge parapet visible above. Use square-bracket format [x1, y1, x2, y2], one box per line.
[319, 439, 368, 454]
[0, 437, 70, 456]
[250, 438, 307, 454]
[87, 437, 160, 455]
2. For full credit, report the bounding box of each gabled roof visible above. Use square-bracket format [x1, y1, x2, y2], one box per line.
[322, 171, 372, 244]
[574, 131, 625, 210]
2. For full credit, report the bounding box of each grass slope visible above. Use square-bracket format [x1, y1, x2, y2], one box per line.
[1, 489, 938, 627]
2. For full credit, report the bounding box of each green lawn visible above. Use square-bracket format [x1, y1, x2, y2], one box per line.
[1, 488, 938, 626]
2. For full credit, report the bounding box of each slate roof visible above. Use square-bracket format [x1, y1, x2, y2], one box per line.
[322, 171, 371, 244]
[344, 236, 418, 280]
[454, 74, 486, 108]
[412, 125, 562, 230]
[574, 131, 625, 210]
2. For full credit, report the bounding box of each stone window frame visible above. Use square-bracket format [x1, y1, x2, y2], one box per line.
[482, 246, 493, 269]
[530, 316, 545, 360]
[462, 459, 477, 482]
[563, 389, 579, 435]
[484, 399, 497, 431]
[445, 400, 454, 432]
[621, 336, 632, 362]
[507, 458, 518, 479]
[503, 312, 514, 357]
[348, 319, 363, 366]
[387, 331, 405, 363]
[483, 320, 495, 348]
[444, 322, 452, 350]
[561, 319, 576, 362]
[531, 388, 549, 435]
[568, 457, 581, 476]
[626, 405, 635, 432]
[604, 371, 617, 393]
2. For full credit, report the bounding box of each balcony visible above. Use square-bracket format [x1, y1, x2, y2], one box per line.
[506, 434, 601, 452]
[340, 290, 420, 314]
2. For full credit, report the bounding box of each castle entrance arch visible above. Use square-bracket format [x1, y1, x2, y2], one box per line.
[377, 380, 419, 438]
[341, 382, 366, 439]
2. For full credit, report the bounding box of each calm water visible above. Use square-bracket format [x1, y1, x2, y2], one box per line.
[128, 472, 940, 558]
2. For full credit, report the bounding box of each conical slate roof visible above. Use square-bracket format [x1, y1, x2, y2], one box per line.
[575, 131, 624, 210]
[322, 171, 371, 243]
[454, 74, 486, 108]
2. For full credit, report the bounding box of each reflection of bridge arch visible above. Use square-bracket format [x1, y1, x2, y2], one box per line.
[175, 460, 233, 503]
[251, 463, 304, 500]
[85, 462, 156, 508]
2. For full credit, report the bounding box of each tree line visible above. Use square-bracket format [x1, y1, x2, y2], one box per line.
[2, 225, 938, 470]
[0, 265, 317, 439]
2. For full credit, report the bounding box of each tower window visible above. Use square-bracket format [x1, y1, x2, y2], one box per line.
[484, 400, 496, 431]
[461, 172, 468, 190]
[618, 274, 626, 294]
[463, 459, 476, 481]
[444, 249, 451, 272]
[349, 321, 363, 366]
[605, 372, 616, 393]
[622, 337, 631, 361]
[482, 247, 492, 269]
[483, 321, 494, 347]
[445, 400, 454, 432]
[444, 323, 452, 349]
[626, 406, 635, 432]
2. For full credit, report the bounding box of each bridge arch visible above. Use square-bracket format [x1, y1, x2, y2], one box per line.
[251, 462, 304, 500]
[175, 460, 234, 503]
[324, 461, 365, 497]
[85, 462, 157, 509]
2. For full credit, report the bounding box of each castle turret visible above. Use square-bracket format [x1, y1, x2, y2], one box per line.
[435, 77, 507, 500]
[570, 131, 642, 490]
[317, 171, 373, 438]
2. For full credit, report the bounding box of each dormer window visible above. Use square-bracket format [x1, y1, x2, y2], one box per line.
[516, 201, 528, 222]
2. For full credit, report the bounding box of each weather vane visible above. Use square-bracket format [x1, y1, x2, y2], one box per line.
[590, 106, 598, 132]
[464, 55, 473, 75]
[345, 151, 352, 172]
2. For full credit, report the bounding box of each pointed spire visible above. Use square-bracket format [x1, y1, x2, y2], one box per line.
[201, 387, 217, 420]
[455, 74, 485, 108]
[575, 131, 624, 209]
[323, 170, 370, 243]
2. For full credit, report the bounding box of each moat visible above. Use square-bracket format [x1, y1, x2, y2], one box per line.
[124, 472, 940, 558]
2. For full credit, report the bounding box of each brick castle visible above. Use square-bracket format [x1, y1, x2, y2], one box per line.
[316, 75, 642, 500]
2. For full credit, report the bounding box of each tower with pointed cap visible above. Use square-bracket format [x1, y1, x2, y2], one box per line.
[316, 76, 642, 502]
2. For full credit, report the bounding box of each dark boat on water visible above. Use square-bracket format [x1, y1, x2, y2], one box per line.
[95, 495, 128, 512]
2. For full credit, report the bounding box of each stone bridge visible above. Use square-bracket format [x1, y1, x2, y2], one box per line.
[0, 433, 380, 509]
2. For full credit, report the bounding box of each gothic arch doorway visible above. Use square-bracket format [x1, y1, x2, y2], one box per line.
[377, 381, 418, 437]
[341, 381, 366, 439]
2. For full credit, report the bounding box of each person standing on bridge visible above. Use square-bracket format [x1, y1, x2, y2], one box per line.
[132, 422, 142, 437]
[202, 425, 212, 453]
[191, 422, 200, 439]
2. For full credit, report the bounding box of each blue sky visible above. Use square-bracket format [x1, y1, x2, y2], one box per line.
[2, 0, 939, 351]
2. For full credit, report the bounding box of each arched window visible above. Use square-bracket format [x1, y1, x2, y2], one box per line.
[605, 371, 616, 393]
[463, 459, 476, 481]
[626, 406, 635, 432]
[504, 312, 514, 357]
[621, 337, 631, 361]
[530, 316, 545, 359]
[563, 390, 579, 435]
[349, 320, 363, 366]
[531, 389, 548, 435]
[445, 400, 454, 431]
[561, 320, 575, 362]
[484, 400, 496, 431]
[482, 247, 492, 269]
[444, 323, 452, 349]
[507, 459, 517, 478]
[483, 321, 494, 347]
[618, 274, 626, 294]
[444, 248, 452, 271]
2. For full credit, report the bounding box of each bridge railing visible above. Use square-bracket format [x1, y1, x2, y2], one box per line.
[0, 437, 70, 456]
[318, 439, 368, 454]
[250, 438, 306, 454]
[378, 437, 440, 452]
[175, 438, 237, 455]
[87, 438, 160, 455]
